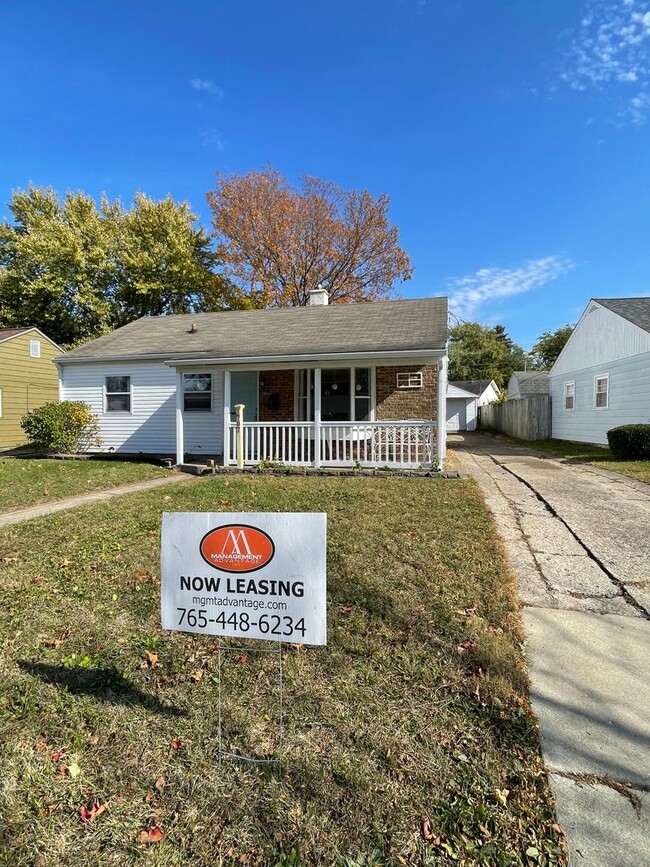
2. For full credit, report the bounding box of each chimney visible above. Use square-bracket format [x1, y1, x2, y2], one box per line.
[308, 284, 329, 306]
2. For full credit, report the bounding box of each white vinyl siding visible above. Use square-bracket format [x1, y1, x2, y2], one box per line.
[551, 352, 650, 445]
[60, 361, 224, 455]
[552, 302, 650, 376]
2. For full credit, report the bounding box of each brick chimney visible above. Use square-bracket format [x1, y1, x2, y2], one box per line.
[308, 284, 329, 306]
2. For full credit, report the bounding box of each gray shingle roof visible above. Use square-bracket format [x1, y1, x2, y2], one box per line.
[448, 379, 495, 396]
[512, 371, 549, 395]
[58, 298, 448, 363]
[594, 297, 650, 333]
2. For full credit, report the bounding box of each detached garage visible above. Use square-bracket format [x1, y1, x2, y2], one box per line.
[446, 383, 478, 431]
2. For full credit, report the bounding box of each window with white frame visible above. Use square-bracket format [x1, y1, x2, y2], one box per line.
[354, 368, 371, 421]
[594, 374, 609, 410]
[183, 373, 212, 412]
[396, 371, 423, 389]
[564, 381, 575, 411]
[29, 339, 41, 358]
[105, 376, 131, 412]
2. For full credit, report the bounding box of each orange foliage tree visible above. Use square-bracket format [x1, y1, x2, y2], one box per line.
[206, 167, 412, 307]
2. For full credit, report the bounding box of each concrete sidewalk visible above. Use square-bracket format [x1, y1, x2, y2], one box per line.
[0, 473, 194, 528]
[453, 433, 649, 866]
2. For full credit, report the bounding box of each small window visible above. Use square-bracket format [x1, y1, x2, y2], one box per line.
[29, 339, 41, 358]
[396, 371, 423, 389]
[594, 374, 609, 410]
[183, 373, 212, 412]
[105, 376, 131, 412]
[564, 381, 575, 411]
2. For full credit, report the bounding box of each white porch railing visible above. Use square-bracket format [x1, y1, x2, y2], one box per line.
[227, 421, 435, 469]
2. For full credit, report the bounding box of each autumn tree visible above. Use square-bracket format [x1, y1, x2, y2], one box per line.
[207, 167, 412, 307]
[0, 186, 229, 347]
[531, 324, 574, 369]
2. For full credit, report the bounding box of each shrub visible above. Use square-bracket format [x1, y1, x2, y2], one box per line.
[607, 424, 650, 461]
[21, 401, 102, 454]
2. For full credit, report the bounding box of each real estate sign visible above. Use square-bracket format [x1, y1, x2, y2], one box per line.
[161, 512, 327, 645]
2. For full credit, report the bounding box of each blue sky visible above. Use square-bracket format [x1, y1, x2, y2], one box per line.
[2, 0, 650, 349]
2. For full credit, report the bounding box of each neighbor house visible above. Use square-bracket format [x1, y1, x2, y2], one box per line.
[446, 379, 499, 432]
[0, 327, 62, 449]
[550, 297, 650, 446]
[507, 370, 549, 400]
[56, 290, 449, 469]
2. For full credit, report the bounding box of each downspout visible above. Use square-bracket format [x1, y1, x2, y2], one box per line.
[436, 355, 448, 469]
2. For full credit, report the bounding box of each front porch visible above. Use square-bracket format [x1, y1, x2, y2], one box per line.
[173, 360, 447, 470]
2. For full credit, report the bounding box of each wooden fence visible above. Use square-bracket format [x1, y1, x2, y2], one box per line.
[479, 395, 551, 441]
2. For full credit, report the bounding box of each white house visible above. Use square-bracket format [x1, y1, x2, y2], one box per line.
[507, 370, 549, 400]
[550, 297, 650, 446]
[56, 291, 450, 469]
[446, 379, 499, 431]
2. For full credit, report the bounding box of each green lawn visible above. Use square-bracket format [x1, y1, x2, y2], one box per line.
[484, 433, 650, 485]
[0, 476, 565, 866]
[0, 459, 176, 512]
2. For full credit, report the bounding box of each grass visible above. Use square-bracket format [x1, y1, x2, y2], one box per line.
[0, 459, 176, 512]
[481, 432, 650, 484]
[0, 475, 565, 866]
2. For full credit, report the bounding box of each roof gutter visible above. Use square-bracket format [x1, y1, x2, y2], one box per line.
[56, 348, 447, 366]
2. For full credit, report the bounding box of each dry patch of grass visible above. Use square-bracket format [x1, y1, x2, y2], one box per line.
[0, 476, 565, 866]
[0, 459, 175, 512]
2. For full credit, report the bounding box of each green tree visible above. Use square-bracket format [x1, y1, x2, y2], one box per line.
[0, 186, 229, 347]
[448, 322, 530, 387]
[531, 324, 574, 369]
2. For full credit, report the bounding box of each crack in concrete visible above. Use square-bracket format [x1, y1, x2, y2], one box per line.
[547, 769, 648, 815]
[486, 454, 650, 621]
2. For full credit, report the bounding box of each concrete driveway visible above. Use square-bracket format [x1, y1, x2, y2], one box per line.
[453, 433, 649, 865]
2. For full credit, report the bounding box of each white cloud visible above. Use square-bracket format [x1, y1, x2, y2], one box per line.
[189, 78, 224, 98]
[447, 256, 575, 321]
[200, 127, 225, 149]
[561, 1, 650, 123]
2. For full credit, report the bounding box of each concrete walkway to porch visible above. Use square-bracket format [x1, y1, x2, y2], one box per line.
[452, 432, 649, 866]
[0, 473, 194, 529]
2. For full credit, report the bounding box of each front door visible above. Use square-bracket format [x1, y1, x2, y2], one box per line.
[231, 371, 258, 421]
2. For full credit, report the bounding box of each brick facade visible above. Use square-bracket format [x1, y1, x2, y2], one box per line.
[258, 369, 295, 422]
[375, 365, 438, 421]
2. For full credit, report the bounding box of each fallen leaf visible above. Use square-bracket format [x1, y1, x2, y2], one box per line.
[170, 738, 182, 752]
[238, 654, 248, 665]
[154, 776, 165, 793]
[43, 626, 73, 649]
[162, 495, 172, 502]
[140, 651, 159, 669]
[51, 748, 66, 763]
[495, 788, 509, 806]
[67, 762, 81, 779]
[80, 799, 107, 823]
[59, 558, 72, 568]
[420, 818, 440, 845]
[190, 669, 204, 682]
[139, 825, 164, 845]
[456, 640, 475, 655]
[339, 605, 353, 613]
[0, 556, 18, 565]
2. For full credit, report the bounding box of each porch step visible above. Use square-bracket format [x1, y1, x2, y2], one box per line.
[177, 463, 215, 476]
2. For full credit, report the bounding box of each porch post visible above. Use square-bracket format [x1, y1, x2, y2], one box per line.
[175, 369, 184, 466]
[223, 370, 231, 466]
[436, 355, 448, 468]
[313, 367, 322, 468]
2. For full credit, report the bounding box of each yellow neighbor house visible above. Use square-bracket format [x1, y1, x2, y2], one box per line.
[0, 327, 62, 449]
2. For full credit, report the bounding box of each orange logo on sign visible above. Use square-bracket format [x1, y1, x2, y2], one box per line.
[200, 524, 275, 573]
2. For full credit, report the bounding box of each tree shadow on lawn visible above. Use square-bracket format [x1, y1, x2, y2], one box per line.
[17, 660, 185, 717]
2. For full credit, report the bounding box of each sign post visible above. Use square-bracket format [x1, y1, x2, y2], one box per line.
[161, 511, 327, 765]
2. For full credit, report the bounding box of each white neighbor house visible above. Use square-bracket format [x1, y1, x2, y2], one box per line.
[550, 297, 650, 445]
[56, 291, 450, 469]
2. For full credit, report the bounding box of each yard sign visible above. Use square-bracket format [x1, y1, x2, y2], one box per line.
[161, 512, 327, 645]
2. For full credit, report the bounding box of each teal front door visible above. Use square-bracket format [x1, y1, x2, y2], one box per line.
[231, 371, 258, 421]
